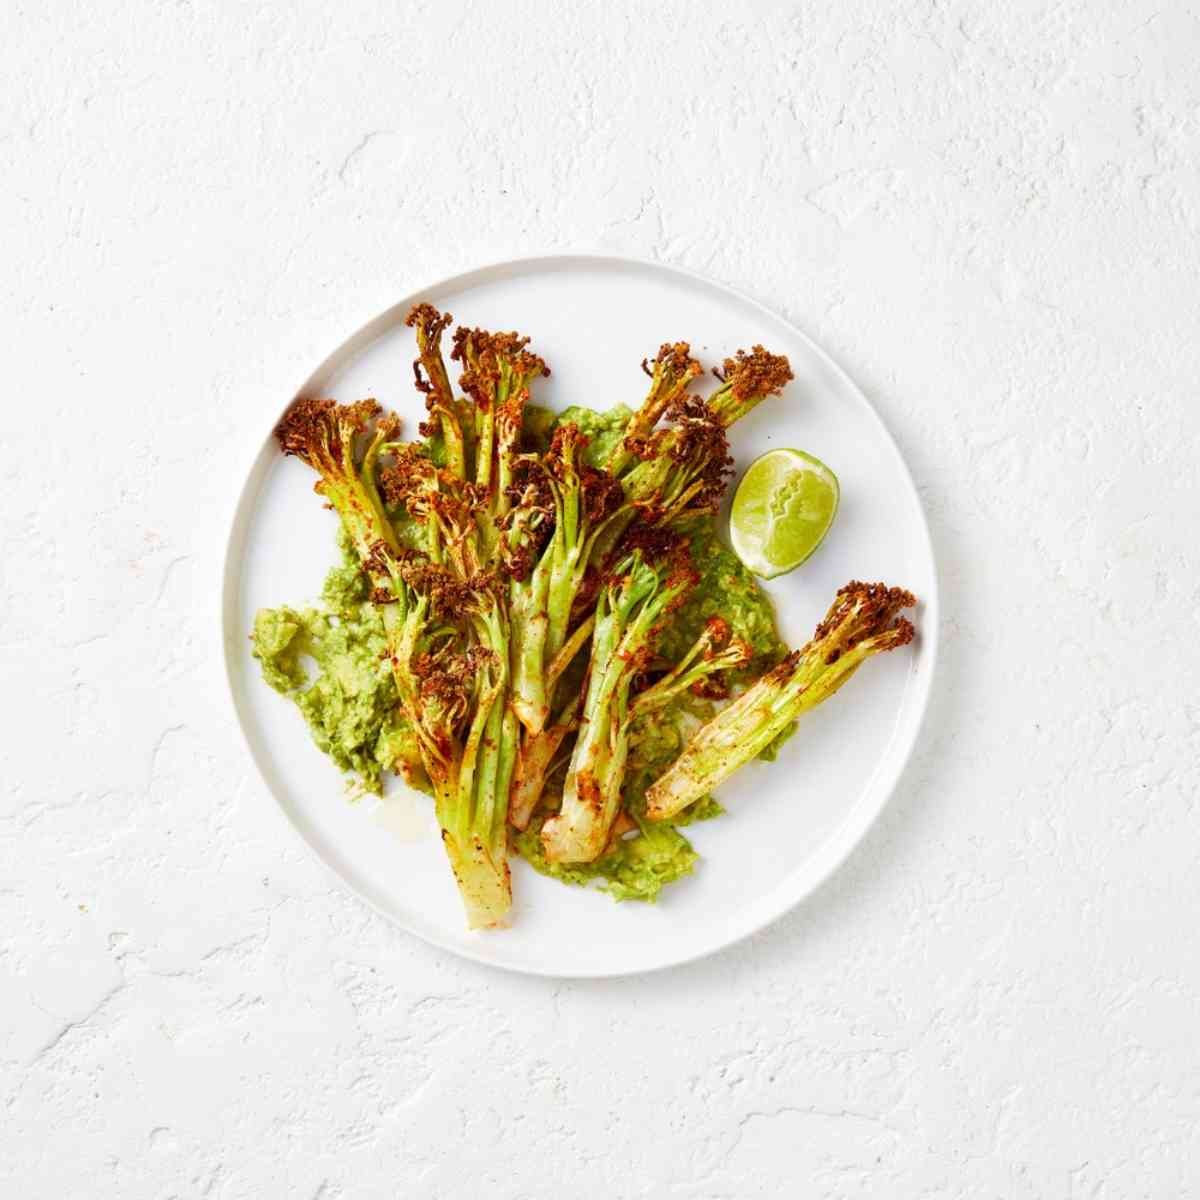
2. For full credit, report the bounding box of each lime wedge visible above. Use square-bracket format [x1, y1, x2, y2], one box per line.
[729, 449, 839, 579]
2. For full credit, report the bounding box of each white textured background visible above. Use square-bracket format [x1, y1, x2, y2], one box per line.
[4, 1, 1199, 1196]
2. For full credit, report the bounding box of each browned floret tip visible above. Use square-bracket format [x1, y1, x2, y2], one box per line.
[690, 676, 732, 700]
[703, 616, 731, 647]
[452, 325, 549, 403]
[812, 581, 917, 658]
[405, 302, 453, 336]
[548, 422, 589, 463]
[377, 444, 435, 509]
[617, 523, 686, 565]
[275, 397, 383, 463]
[580, 467, 625, 525]
[643, 340, 701, 383]
[722, 345, 794, 400]
[666, 396, 734, 509]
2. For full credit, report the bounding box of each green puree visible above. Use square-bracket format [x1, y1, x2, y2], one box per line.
[553, 403, 634, 468]
[251, 404, 790, 903]
[513, 819, 698, 904]
[251, 537, 425, 797]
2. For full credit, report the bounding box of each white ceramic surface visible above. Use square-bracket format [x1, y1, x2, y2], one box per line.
[222, 254, 937, 977]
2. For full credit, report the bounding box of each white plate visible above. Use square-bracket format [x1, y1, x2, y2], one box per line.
[222, 254, 938, 977]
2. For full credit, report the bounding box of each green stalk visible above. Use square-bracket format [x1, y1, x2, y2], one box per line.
[439, 673, 509, 929]
[470, 681, 505, 869]
[406, 304, 467, 480]
[705, 346, 794, 428]
[546, 613, 595, 684]
[588, 445, 693, 568]
[510, 553, 552, 733]
[276, 400, 400, 572]
[437, 601, 513, 927]
[545, 461, 582, 660]
[605, 342, 701, 476]
[275, 395, 516, 929]
[360, 425, 403, 554]
[644, 583, 915, 820]
[541, 557, 687, 864]
[475, 402, 495, 490]
[630, 623, 752, 720]
[492, 707, 520, 849]
[508, 693, 579, 831]
[590, 347, 793, 567]
[514, 424, 621, 734]
[494, 368, 523, 521]
[441, 406, 467, 480]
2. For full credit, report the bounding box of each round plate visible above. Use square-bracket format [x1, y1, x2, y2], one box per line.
[222, 254, 938, 977]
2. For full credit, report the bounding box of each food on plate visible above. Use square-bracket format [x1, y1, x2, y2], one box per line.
[252, 306, 915, 928]
[729, 447, 839, 578]
[644, 582, 915, 820]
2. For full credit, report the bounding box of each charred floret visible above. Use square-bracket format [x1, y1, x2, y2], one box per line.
[606, 341, 703, 474]
[405, 304, 466, 479]
[645, 582, 916, 820]
[707, 345, 794, 427]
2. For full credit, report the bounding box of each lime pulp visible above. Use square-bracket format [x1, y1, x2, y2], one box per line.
[729, 448, 839, 579]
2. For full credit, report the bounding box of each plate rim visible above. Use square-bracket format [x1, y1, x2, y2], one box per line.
[220, 251, 940, 978]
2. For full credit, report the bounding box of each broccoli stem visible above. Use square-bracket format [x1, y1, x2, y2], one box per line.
[475, 402, 495, 491]
[435, 604, 514, 928]
[645, 584, 916, 821]
[510, 423, 619, 735]
[406, 304, 466, 480]
[541, 556, 688, 864]
[590, 345, 793, 567]
[705, 346, 794, 428]
[546, 613, 595, 684]
[508, 695, 579, 831]
[437, 671, 510, 929]
[605, 342, 701, 476]
[274, 395, 518, 929]
[509, 554, 552, 733]
[631, 622, 752, 720]
[544, 455, 583, 662]
[493, 706, 520, 848]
